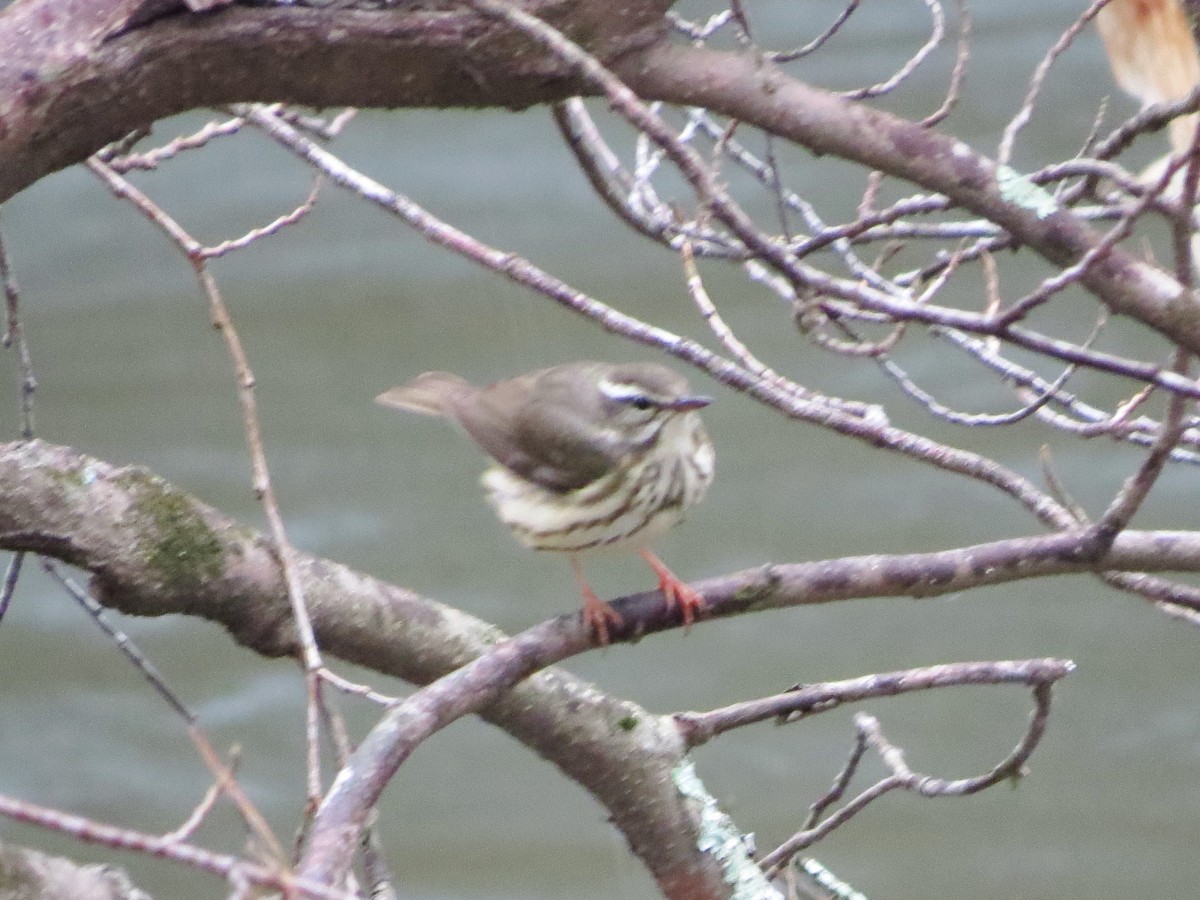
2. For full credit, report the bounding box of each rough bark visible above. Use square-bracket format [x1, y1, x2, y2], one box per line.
[0, 0, 666, 203]
[3, 3, 1199, 895]
[3, 0, 1196, 359]
[3, 438, 1197, 894]
[0, 438, 730, 898]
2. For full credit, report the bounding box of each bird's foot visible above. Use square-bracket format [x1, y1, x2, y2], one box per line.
[641, 550, 704, 630]
[581, 588, 624, 646]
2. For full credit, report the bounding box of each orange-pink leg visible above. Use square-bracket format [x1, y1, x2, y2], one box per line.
[569, 556, 623, 645]
[640, 549, 704, 630]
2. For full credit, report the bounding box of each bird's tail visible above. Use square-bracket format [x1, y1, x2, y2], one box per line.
[375, 371, 473, 417]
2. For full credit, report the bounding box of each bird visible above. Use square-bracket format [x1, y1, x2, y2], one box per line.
[376, 360, 715, 644]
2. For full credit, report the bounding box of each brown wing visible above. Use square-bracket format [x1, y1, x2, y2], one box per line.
[451, 365, 623, 493]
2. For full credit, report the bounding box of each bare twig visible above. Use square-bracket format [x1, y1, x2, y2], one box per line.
[767, 0, 860, 63]
[318, 667, 400, 707]
[0, 221, 34, 438]
[674, 658, 1074, 748]
[163, 748, 242, 843]
[842, 0, 944, 101]
[920, 0, 970, 127]
[552, 100, 734, 256]
[761, 680, 1059, 873]
[0, 219, 33, 624]
[44, 562, 286, 864]
[998, 0, 1114, 165]
[85, 156, 328, 807]
[201, 176, 323, 259]
[102, 114, 246, 172]
[0, 793, 349, 900]
[297, 616, 592, 886]
[239, 89, 1079, 538]
[803, 730, 868, 832]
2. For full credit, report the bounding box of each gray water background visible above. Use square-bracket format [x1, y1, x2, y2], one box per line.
[2, 3, 1199, 898]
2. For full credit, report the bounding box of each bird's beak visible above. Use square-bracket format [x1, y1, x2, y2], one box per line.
[668, 394, 712, 412]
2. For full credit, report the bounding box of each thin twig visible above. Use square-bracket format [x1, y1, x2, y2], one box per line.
[998, 0, 1114, 165]
[44, 562, 287, 864]
[920, 0, 970, 127]
[163, 748, 242, 843]
[202, 176, 323, 259]
[318, 667, 400, 707]
[843, 0, 944, 101]
[85, 156, 328, 808]
[0, 793, 350, 900]
[241, 103, 1081, 534]
[767, 0, 860, 63]
[761, 681, 1058, 874]
[103, 114, 246, 172]
[674, 658, 1074, 747]
[0, 219, 34, 624]
[0, 221, 34, 438]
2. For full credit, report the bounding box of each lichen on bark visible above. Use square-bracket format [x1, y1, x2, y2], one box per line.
[116, 469, 224, 595]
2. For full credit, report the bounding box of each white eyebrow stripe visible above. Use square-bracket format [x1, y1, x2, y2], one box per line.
[598, 378, 647, 402]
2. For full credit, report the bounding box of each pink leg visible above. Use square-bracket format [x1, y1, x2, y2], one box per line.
[640, 549, 704, 630]
[570, 556, 623, 645]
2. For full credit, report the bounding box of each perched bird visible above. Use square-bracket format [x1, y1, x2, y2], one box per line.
[376, 361, 715, 644]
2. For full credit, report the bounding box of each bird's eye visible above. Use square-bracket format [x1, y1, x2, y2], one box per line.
[630, 395, 653, 411]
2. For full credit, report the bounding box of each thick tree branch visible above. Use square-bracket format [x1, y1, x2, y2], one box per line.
[2, 4, 1197, 897]
[4, 0, 1200, 359]
[0, 439, 732, 898]
[0, 0, 668, 203]
[0, 425, 1181, 893]
[612, 42, 1200, 353]
[5, 439, 1200, 646]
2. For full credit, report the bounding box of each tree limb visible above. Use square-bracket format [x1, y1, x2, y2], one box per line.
[613, 41, 1200, 352]
[0, 438, 731, 898]
[0, 413, 1165, 894]
[4, 0, 1200, 355]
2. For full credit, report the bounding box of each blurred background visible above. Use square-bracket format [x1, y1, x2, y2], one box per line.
[3, 2, 1199, 898]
